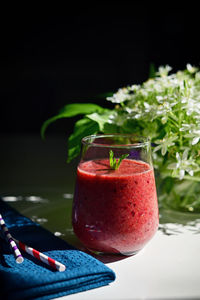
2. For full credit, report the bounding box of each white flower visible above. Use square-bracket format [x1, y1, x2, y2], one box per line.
[107, 111, 125, 126]
[181, 98, 200, 115]
[107, 88, 130, 103]
[192, 136, 200, 145]
[168, 149, 198, 180]
[156, 95, 164, 102]
[180, 122, 200, 145]
[128, 84, 140, 92]
[143, 102, 151, 111]
[187, 64, 198, 74]
[180, 123, 196, 132]
[156, 65, 172, 77]
[185, 130, 200, 145]
[154, 134, 178, 156]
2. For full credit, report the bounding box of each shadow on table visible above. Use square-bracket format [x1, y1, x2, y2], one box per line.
[89, 252, 131, 264]
[64, 236, 133, 264]
[159, 207, 200, 236]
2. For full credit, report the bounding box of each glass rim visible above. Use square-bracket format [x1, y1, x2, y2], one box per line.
[81, 134, 151, 149]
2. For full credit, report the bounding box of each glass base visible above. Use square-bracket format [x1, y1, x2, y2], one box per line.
[87, 248, 140, 256]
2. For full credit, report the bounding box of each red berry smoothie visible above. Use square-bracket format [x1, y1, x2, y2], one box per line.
[72, 159, 159, 255]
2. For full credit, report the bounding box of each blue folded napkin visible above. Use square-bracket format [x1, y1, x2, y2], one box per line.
[0, 199, 115, 300]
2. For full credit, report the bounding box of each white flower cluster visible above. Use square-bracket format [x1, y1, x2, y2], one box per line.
[106, 64, 200, 180]
[180, 122, 200, 145]
[107, 87, 131, 104]
[168, 149, 199, 180]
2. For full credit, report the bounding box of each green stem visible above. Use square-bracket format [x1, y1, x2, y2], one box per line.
[179, 133, 183, 148]
[181, 181, 196, 206]
[168, 115, 179, 128]
[174, 175, 200, 182]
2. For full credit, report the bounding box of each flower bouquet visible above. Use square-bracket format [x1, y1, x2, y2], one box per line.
[42, 64, 200, 213]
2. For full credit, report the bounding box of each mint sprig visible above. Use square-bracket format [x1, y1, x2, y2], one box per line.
[109, 150, 129, 170]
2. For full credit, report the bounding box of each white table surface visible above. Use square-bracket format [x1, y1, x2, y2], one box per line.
[1, 135, 200, 300]
[59, 227, 200, 300]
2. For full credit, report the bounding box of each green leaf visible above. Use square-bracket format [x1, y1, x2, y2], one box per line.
[109, 150, 129, 170]
[94, 92, 114, 99]
[86, 110, 111, 131]
[67, 117, 99, 163]
[41, 103, 104, 139]
[149, 62, 156, 78]
[59, 103, 104, 116]
[67, 144, 81, 163]
[103, 122, 119, 133]
[116, 153, 130, 169]
[41, 115, 64, 139]
[109, 150, 115, 168]
[161, 177, 174, 194]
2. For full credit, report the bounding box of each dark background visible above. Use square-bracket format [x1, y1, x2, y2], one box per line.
[0, 8, 200, 136]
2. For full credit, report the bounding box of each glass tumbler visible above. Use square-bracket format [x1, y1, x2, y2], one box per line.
[72, 134, 159, 255]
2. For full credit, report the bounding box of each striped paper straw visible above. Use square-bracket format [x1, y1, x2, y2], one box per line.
[0, 214, 24, 264]
[14, 238, 66, 272]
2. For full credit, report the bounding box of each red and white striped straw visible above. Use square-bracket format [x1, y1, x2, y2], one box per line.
[0, 214, 24, 264]
[14, 238, 66, 272]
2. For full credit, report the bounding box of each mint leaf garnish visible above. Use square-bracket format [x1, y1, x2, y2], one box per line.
[109, 150, 129, 170]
